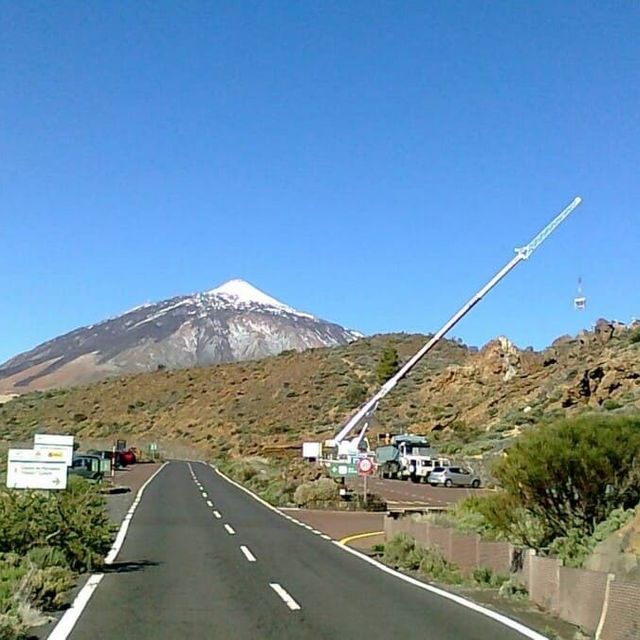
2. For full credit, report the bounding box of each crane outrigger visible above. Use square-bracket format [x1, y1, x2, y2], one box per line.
[311, 196, 583, 464]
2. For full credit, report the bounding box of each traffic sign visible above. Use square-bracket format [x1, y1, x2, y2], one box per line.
[34, 434, 74, 467]
[6, 448, 68, 490]
[356, 457, 374, 476]
[327, 462, 358, 478]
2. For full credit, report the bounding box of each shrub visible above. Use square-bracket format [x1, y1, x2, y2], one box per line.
[0, 477, 114, 572]
[376, 346, 399, 384]
[471, 566, 509, 588]
[293, 478, 339, 508]
[629, 328, 640, 344]
[490, 414, 640, 548]
[498, 578, 528, 600]
[345, 383, 367, 407]
[382, 534, 462, 584]
[549, 507, 636, 567]
[0, 612, 24, 640]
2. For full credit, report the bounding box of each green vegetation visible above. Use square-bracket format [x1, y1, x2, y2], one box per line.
[217, 457, 303, 506]
[629, 327, 640, 344]
[442, 414, 640, 557]
[491, 414, 640, 546]
[0, 478, 114, 637]
[293, 478, 339, 508]
[547, 507, 636, 567]
[381, 534, 510, 588]
[344, 382, 367, 407]
[382, 534, 463, 584]
[375, 345, 399, 384]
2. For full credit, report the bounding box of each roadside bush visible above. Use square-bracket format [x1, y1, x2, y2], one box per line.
[17, 565, 75, 610]
[548, 507, 636, 567]
[293, 478, 339, 508]
[0, 612, 25, 640]
[471, 566, 509, 588]
[351, 491, 387, 512]
[0, 478, 113, 638]
[489, 414, 640, 548]
[498, 578, 528, 600]
[383, 534, 462, 584]
[219, 457, 300, 506]
[0, 477, 114, 572]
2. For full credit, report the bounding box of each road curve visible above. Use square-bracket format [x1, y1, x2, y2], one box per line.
[67, 461, 538, 640]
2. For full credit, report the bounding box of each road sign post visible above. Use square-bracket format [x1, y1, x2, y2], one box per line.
[356, 457, 374, 506]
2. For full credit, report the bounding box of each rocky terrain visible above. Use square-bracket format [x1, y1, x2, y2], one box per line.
[0, 279, 360, 393]
[1, 320, 638, 465]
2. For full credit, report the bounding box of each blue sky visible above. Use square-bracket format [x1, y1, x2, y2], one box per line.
[1, 1, 638, 363]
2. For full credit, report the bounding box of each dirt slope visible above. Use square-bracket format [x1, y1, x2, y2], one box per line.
[1, 322, 638, 462]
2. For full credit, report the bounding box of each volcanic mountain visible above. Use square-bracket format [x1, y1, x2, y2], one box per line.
[0, 279, 361, 392]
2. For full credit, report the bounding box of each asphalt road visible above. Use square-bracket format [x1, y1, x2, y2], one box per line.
[350, 474, 490, 507]
[68, 461, 536, 640]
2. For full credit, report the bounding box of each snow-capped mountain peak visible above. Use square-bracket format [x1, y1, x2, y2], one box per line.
[0, 279, 360, 392]
[208, 279, 313, 318]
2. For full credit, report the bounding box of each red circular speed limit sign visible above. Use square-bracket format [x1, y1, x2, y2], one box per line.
[357, 457, 374, 476]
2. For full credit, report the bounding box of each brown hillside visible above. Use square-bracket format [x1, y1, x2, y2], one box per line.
[1, 323, 639, 461]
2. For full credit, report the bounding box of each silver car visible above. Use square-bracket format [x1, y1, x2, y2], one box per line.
[429, 466, 481, 488]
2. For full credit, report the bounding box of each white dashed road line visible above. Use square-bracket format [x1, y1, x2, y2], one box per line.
[202, 492, 208, 498]
[206, 500, 213, 507]
[224, 524, 236, 535]
[213, 510, 222, 519]
[240, 545, 257, 562]
[269, 583, 301, 611]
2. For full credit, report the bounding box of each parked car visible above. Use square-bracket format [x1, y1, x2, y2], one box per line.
[87, 448, 137, 468]
[429, 466, 481, 488]
[69, 454, 104, 482]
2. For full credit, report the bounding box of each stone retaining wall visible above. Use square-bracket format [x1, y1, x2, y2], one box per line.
[385, 514, 640, 639]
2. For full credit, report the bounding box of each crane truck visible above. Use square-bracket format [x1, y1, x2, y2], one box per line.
[302, 197, 583, 477]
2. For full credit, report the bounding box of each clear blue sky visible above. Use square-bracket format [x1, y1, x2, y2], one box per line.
[1, 1, 638, 363]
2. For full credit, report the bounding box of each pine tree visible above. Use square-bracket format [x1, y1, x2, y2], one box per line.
[376, 346, 399, 384]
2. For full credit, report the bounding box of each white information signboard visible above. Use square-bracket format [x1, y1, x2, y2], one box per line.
[6, 448, 68, 490]
[302, 442, 322, 460]
[34, 434, 74, 467]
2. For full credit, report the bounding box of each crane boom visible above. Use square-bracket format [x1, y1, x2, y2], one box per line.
[327, 196, 582, 451]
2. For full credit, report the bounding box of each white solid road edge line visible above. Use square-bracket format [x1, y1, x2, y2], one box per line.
[334, 542, 548, 640]
[211, 463, 547, 640]
[240, 545, 257, 562]
[47, 462, 169, 640]
[105, 462, 169, 565]
[48, 574, 104, 640]
[224, 523, 236, 535]
[269, 583, 301, 611]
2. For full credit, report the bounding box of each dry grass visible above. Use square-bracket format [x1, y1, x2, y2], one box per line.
[0, 327, 638, 463]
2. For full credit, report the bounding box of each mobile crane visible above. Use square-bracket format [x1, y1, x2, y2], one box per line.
[306, 197, 583, 466]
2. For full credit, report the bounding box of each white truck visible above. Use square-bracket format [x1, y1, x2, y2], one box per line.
[375, 434, 450, 483]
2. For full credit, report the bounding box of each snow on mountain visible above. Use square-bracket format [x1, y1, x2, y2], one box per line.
[0, 279, 361, 392]
[207, 279, 313, 318]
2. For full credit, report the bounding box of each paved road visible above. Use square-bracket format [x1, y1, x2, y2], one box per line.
[350, 475, 490, 507]
[68, 461, 535, 640]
